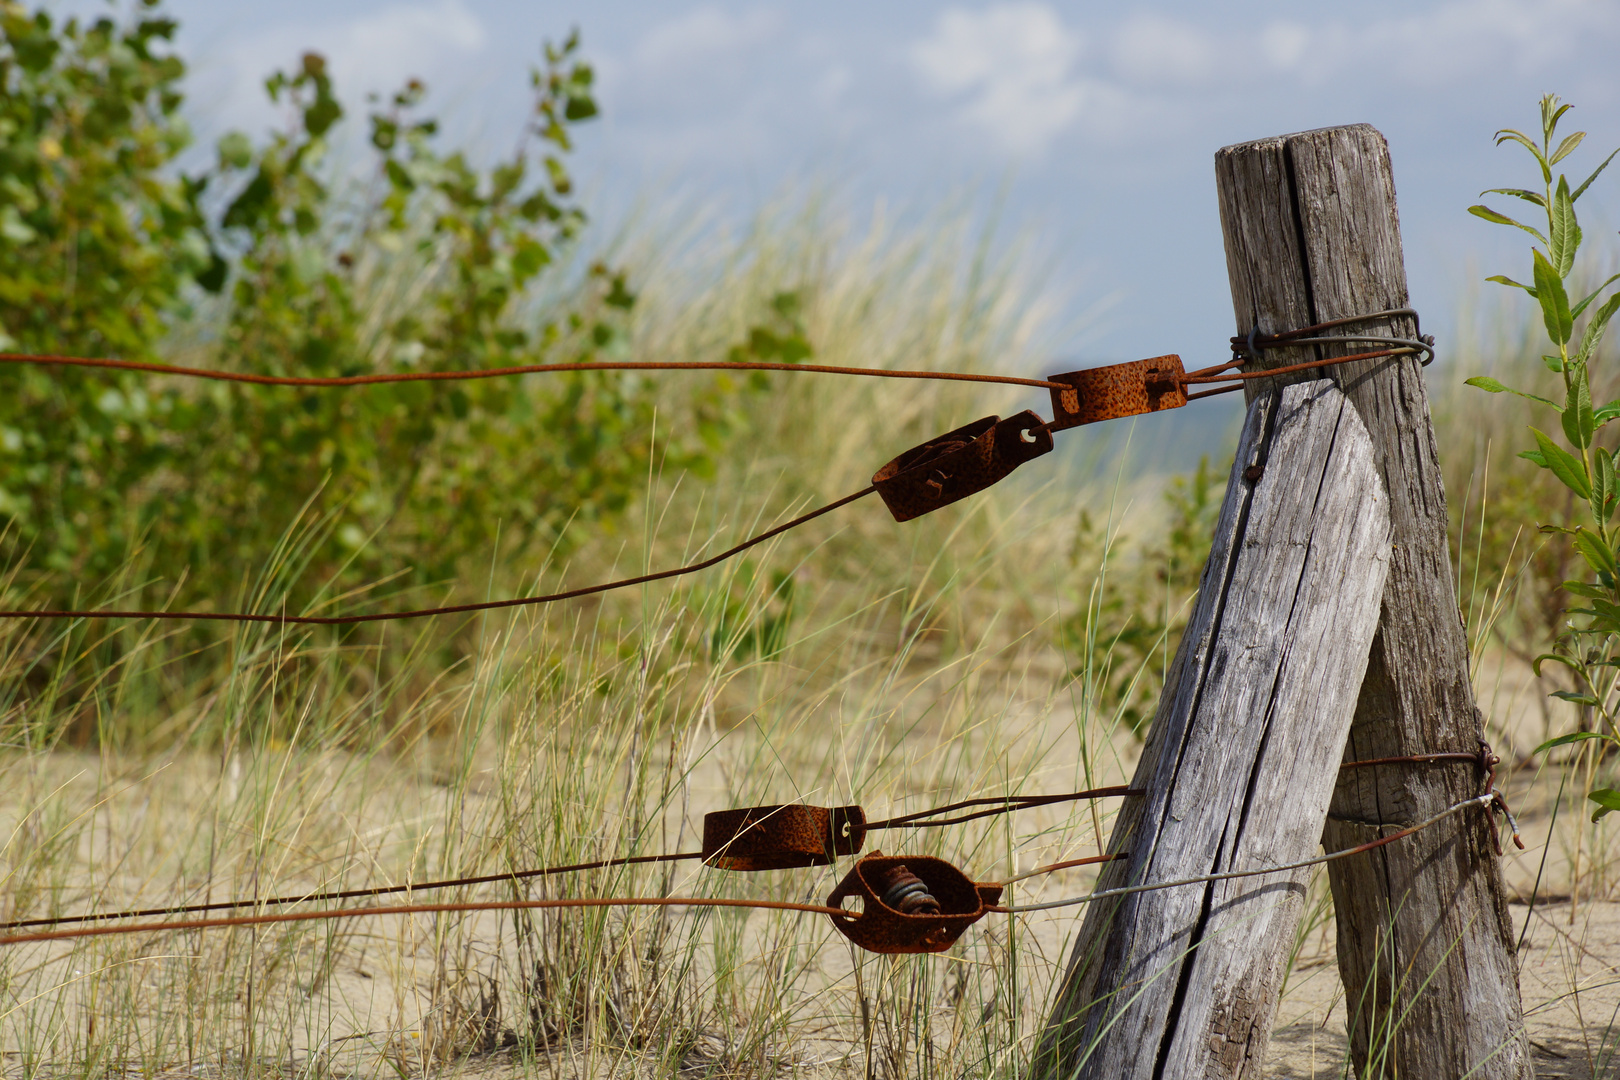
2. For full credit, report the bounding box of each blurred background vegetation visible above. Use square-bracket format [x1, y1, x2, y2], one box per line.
[0, 0, 1597, 765]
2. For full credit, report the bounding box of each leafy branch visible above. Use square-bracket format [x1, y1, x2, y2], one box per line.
[1467, 94, 1620, 819]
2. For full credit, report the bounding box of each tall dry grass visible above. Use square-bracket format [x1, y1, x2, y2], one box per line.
[0, 199, 1186, 1078]
[8, 193, 1617, 1078]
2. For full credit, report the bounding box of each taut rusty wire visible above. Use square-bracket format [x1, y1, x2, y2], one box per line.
[0, 352, 1071, 391]
[7, 786, 1138, 932]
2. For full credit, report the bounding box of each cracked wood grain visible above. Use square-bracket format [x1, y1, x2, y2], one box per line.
[1034, 378, 1390, 1079]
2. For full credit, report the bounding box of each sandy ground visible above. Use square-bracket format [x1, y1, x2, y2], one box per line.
[1263, 898, 1620, 1079]
[5, 650, 1617, 1078]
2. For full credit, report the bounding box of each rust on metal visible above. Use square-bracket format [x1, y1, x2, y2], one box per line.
[872, 411, 1053, 522]
[702, 803, 867, 871]
[1045, 355, 1188, 431]
[826, 852, 1002, 954]
[1337, 740, 1523, 855]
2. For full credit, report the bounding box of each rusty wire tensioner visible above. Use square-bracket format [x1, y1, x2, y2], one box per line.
[826, 852, 1003, 954]
[872, 411, 1054, 522]
[701, 803, 867, 871]
[870, 358, 1186, 523]
[872, 307, 1433, 524]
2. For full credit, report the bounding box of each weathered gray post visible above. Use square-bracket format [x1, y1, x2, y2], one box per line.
[1032, 380, 1392, 1073]
[1034, 124, 1532, 1079]
[1215, 124, 1531, 1078]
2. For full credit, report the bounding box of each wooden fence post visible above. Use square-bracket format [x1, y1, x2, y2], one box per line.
[1034, 123, 1534, 1078]
[1032, 375, 1391, 1076]
[1214, 124, 1532, 1078]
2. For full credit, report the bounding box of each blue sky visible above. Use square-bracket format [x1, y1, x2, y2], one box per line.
[64, 1, 1620, 374]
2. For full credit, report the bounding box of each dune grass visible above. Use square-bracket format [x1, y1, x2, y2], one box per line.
[2, 197, 1619, 1079]
[0, 200, 1178, 1078]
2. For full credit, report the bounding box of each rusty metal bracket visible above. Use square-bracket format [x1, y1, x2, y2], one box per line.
[701, 804, 867, 871]
[826, 852, 1003, 954]
[1046, 355, 1188, 431]
[872, 411, 1053, 523]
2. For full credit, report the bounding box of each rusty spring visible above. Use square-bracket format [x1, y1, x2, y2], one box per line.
[875, 865, 942, 915]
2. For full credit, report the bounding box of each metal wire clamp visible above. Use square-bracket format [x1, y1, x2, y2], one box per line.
[827, 852, 1003, 954]
[702, 803, 867, 871]
[872, 411, 1053, 522]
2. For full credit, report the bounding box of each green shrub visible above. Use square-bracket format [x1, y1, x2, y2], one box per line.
[0, 4, 775, 617]
[0, 0, 209, 574]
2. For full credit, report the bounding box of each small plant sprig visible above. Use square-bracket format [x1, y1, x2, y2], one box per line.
[1467, 94, 1620, 818]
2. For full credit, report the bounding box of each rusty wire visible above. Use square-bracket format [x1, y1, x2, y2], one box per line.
[0, 755, 1515, 945]
[990, 792, 1501, 914]
[994, 852, 1128, 886]
[6, 785, 1138, 932]
[0, 794, 1504, 947]
[1338, 741, 1523, 854]
[1228, 307, 1436, 367]
[0, 896, 850, 948]
[0, 309, 1440, 626]
[0, 352, 1070, 391]
[864, 785, 1143, 829]
[0, 852, 706, 931]
[0, 487, 875, 626]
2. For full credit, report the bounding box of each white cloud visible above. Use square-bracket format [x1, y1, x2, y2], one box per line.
[1111, 15, 1217, 86]
[909, 4, 1090, 156]
[628, 6, 781, 75]
[1258, 22, 1310, 71]
[1251, 0, 1619, 87]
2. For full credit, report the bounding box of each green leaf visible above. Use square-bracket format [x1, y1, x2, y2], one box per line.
[1576, 291, 1620, 367]
[1599, 448, 1618, 522]
[1594, 399, 1620, 424]
[1564, 580, 1611, 599]
[1468, 204, 1548, 246]
[1592, 596, 1620, 625]
[1533, 652, 1583, 677]
[1573, 274, 1620, 320]
[1495, 128, 1552, 182]
[1551, 130, 1587, 164]
[1520, 448, 1549, 468]
[1550, 175, 1581, 277]
[1534, 731, 1609, 755]
[1572, 146, 1620, 201]
[1480, 187, 1547, 207]
[1552, 690, 1602, 706]
[1543, 353, 1566, 373]
[1574, 528, 1617, 575]
[1464, 376, 1558, 408]
[1533, 427, 1591, 498]
[217, 130, 253, 170]
[1533, 249, 1574, 345]
[1563, 372, 1595, 449]
[1486, 274, 1537, 297]
[1590, 788, 1620, 823]
[383, 158, 414, 193]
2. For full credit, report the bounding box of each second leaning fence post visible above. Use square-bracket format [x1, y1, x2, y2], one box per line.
[1214, 123, 1531, 1078]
